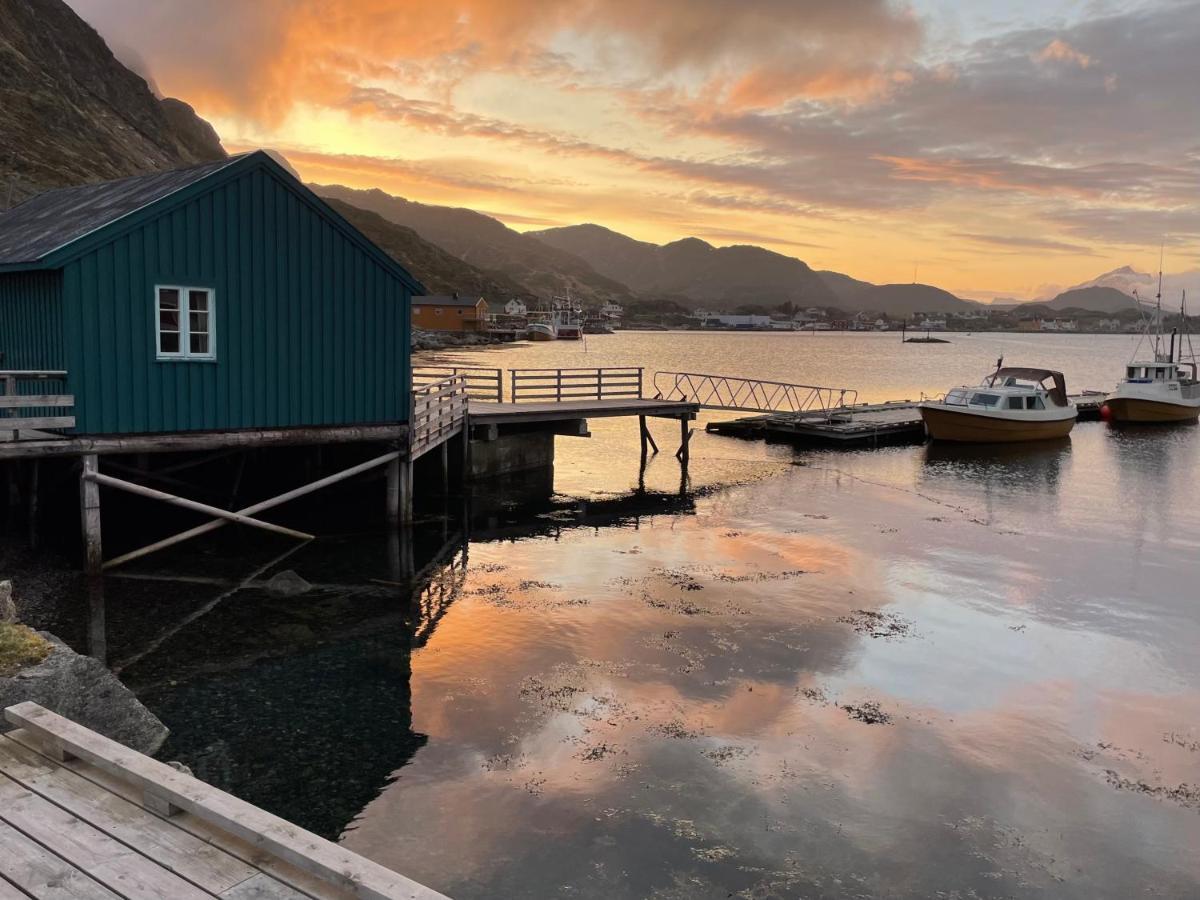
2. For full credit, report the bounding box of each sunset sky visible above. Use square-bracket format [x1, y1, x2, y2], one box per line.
[68, 0, 1199, 300]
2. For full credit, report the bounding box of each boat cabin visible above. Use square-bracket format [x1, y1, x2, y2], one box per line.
[1123, 362, 1196, 384]
[943, 368, 1069, 412]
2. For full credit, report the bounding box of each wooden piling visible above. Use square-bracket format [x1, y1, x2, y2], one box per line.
[80, 455, 102, 576]
[440, 440, 450, 495]
[388, 457, 414, 525]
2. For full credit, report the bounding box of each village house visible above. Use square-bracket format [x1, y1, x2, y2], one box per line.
[412, 294, 489, 332]
[503, 298, 527, 317]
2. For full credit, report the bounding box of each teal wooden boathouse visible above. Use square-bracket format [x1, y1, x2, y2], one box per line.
[0, 150, 418, 435]
[0, 151, 461, 573]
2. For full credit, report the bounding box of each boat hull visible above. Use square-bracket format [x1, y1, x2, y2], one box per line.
[527, 324, 556, 341]
[1104, 396, 1200, 423]
[919, 406, 1076, 443]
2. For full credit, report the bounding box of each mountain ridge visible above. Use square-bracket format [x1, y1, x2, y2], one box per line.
[0, 0, 226, 204]
[312, 185, 635, 305]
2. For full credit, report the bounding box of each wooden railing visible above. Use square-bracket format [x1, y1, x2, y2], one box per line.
[412, 366, 503, 402]
[0, 370, 74, 440]
[509, 367, 643, 402]
[652, 371, 857, 415]
[411, 375, 469, 459]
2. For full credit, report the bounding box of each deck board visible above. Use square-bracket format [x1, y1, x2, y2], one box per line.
[0, 771, 216, 900]
[0, 736, 260, 895]
[0, 819, 123, 900]
[4, 732, 343, 900]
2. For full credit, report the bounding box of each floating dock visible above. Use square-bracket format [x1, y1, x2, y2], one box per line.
[707, 393, 1107, 447]
[0, 702, 446, 900]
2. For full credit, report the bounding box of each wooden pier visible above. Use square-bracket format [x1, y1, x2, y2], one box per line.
[707, 392, 1108, 447]
[0, 702, 447, 900]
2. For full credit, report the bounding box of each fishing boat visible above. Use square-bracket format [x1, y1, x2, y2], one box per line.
[527, 320, 556, 341]
[919, 364, 1077, 443]
[1103, 279, 1200, 423]
[552, 296, 583, 340]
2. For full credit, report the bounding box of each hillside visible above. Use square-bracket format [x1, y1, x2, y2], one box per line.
[1046, 286, 1137, 313]
[817, 270, 873, 307]
[324, 198, 526, 299]
[312, 185, 634, 306]
[532, 224, 837, 307]
[853, 283, 974, 315]
[0, 0, 226, 204]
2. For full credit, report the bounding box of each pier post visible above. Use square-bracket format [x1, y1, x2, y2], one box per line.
[387, 457, 414, 526]
[440, 440, 450, 495]
[80, 455, 103, 575]
[676, 418, 691, 468]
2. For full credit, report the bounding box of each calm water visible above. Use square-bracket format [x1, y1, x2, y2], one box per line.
[45, 333, 1200, 898]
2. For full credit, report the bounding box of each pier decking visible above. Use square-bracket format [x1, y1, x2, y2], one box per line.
[707, 393, 1107, 446]
[0, 703, 446, 900]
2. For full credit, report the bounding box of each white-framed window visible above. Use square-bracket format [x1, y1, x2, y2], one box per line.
[156, 286, 215, 360]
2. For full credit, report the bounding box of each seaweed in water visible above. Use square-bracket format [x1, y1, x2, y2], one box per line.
[837, 609, 913, 639]
[840, 701, 892, 725]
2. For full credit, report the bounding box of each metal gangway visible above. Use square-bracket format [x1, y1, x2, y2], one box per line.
[651, 371, 857, 417]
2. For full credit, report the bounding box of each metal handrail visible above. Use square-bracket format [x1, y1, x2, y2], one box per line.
[509, 367, 643, 403]
[652, 371, 857, 417]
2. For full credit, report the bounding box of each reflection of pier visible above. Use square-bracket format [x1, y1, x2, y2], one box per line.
[71, 527, 470, 841]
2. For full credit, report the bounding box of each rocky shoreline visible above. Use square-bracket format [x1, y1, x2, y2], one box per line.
[0, 580, 168, 755]
[412, 328, 517, 352]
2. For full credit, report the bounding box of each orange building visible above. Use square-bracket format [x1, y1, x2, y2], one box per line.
[412, 294, 489, 332]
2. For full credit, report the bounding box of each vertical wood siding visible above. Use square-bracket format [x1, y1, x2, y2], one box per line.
[61, 168, 411, 435]
[0, 271, 64, 371]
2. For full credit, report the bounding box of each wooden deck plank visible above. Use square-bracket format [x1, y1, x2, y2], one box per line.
[0, 874, 32, 900]
[0, 819, 122, 900]
[221, 873, 312, 899]
[4, 705, 447, 900]
[0, 736, 259, 895]
[0, 774, 216, 900]
[6, 732, 343, 900]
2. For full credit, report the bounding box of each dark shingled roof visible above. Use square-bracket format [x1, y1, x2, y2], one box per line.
[0, 155, 242, 266]
[413, 295, 485, 307]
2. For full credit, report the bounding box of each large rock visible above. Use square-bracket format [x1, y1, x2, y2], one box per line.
[0, 634, 167, 755]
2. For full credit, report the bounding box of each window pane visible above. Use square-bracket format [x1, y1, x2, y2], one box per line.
[190, 332, 210, 354]
[158, 288, 179, 310]
[160, 309, 179, 329]
[160, 332, 180, 354]
[189, 290, 209, 312]
[189, 310, 209, 332]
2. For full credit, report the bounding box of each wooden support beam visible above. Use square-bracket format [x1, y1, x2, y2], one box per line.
[398, 460, 413, 523]
[676, 418, 693, 466]
[386, 457, 401, 527]
[101, 451, 399, 571]
[86, 471, 313, 541]
[80, 455, 102, 576]
[440, 440, 450, 495]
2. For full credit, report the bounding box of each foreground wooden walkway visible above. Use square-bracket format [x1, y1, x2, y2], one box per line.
[0, 703, 447, 900]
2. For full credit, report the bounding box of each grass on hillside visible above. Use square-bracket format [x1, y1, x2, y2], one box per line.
[0, 621, 52, 676]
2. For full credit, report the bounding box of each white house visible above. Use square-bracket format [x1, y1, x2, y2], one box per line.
[504, 299, 528, 316]
[600, 302, 624, 320]
[1040, 318, 1077, 332]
